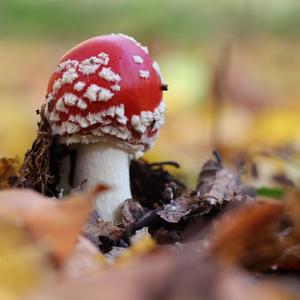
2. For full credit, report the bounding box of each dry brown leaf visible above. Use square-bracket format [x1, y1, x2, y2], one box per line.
[15, 107, 67, 197]
[156, 158, 252, 225]
[157, 194, 192, 223]
[210, 200, 284, 270]
[122, 199, 145, 227]
[84, 216, 125, 251]
[209, 189, 300, 272]
[275, 190, 300, 270]
[130, 159, 186, 209]
[0, 185, 107, 265]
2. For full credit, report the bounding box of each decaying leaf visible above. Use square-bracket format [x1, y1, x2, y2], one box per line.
[208, 187, 300, 273]
[83, 214, 126, 252]
[276, 189, 300, 270]
[0, 185, 107, 264]
[196, 158, 254, 205]
[154, 157, 251, 226]
[157, 194, 192, 223]
[130, 159, 186, 208]
[14, 106, 65, 197]
[122, 199, 146, 227]
[210, 200, 284, 271]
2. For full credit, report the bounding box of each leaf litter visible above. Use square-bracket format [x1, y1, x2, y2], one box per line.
[1, 109, 300, 298]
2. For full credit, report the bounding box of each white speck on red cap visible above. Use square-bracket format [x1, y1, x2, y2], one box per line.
[74, 81, 86, 92]
[55, 98, 68, 113]
[53, 79, 62, 93]
[98, 87, 114, 101]
[115, 104, 127, 125]
[106, 106, 116, 117]
[139, 70, 150, 79]
[84, 84, 101, 102]
[69, 115, 90, 128]
[86, 112, 103, 125]
[110, 83, 121, 92]
[84, 84, 114, 102]
[98, 67, 121, 82]
[131, 115, 147, 134]
[63, 93, 78, 106]
[61, 68, 78, 84]
[53, 68, 79, 94]
[78, 57, 102, 75]
[132, 55, 143, 64]
[97, 52, 110, 65]
[130, 101, 166, 134]
[55, 59, 79, 73]
[115, 104, 124, 116]
[77, 98, 87, 110]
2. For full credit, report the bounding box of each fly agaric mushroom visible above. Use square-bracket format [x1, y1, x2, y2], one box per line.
[44, 34, 167, 223]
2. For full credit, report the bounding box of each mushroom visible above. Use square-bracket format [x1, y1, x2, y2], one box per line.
[44, 34, 167, 223]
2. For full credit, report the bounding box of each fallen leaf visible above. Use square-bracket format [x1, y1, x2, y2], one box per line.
[14, 107, 66, 197]
[121, 198, 145, 227]
[210, 200, 284, 270]
[156, 157, 250, 225]
[83, 215, 125, 252]
[157, 194, 191, 223]
[130, 159, 186, 209]
[196, 159, 245, 205]
[0, 185, 107, 265]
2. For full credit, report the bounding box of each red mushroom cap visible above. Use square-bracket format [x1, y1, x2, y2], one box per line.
[44, 34, 166, 155]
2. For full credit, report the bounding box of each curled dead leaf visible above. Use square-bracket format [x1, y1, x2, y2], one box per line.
[209, 200, 284, 270]
[121, 199, 145, 227]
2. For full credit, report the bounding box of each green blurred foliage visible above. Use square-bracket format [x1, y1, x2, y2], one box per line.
[256, 186, 285, 199]
[1, 0, 300, 42]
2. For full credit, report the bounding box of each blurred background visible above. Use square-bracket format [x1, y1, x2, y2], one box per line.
[1, 0, 300, 186]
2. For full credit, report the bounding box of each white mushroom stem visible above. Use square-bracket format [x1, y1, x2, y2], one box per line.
[74, 141, 132, 223]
